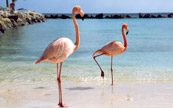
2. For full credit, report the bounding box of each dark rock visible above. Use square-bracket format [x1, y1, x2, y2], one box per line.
[120, 14, 126, 18]
[76, 14, 90, 19]
[126, 15, 131, 18]
[157, 14, 164, 18]
[110, 14, 126, 19]
[139, 13, 143, 18]
[18, 8, 26, 11]
[44, 15, 51, 18]
[0, 21, 6, 33]
[31, 19, 36, 23]
[45, 14, 62, 19]
[50, 15, 59, 19]
[168, 13, 173, 18]
[151, 15, 156, 18]
[76, 14, 81, 19]
[62, 14, 70, 19]
[84, 14, 90, 18]
[0, 29, 5, 33]
[105, 15, 111, 18]
[144, 14, 151, 18]
[95, 13, 103, 19]
[111, 14, 121, 19]
[55, 14, 60, 18]
[8, 15, 18, 22]
[89, 15, 95, 19]
[25, 17, 32, 24]
[50, 15, 54, 18]
[10, 19, 18, 27]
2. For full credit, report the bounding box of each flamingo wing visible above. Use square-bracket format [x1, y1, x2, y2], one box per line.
[100, 41, 124, 55]
[35, 37, 75, 64]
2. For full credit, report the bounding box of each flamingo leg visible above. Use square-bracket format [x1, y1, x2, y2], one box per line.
[93, 54, 104, 78]
[57, 62, 67, 107]
[111, 56, 114, 85]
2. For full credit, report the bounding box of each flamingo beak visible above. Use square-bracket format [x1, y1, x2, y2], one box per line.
[126, 30, 129, 35]
[80, 10, 84, 21]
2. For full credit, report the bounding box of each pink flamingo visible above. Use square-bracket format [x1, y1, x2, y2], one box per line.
[92, 24, 129, 85]
[34, 6, 84, 107]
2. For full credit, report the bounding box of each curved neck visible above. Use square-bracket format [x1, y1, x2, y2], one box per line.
[72, 10, 80, 51]
[122, 27, 127, 52]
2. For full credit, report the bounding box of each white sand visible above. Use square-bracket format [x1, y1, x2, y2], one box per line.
[0, 81, 173, 108]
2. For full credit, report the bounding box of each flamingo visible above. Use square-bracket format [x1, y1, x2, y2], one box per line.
[92, 24, 129, 85]
[34, 6, 84, 107]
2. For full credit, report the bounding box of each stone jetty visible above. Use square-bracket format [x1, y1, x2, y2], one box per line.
[0, 7, 46, 34]
[44, 12, 173, 19]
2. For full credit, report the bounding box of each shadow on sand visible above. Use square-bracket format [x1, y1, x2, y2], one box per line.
[66, 87, 94, 91]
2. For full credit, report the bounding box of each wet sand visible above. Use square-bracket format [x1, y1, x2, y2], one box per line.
[0, 81, 173, 108]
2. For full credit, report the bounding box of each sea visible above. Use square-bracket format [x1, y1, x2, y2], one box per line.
[1, 17, 173, 86]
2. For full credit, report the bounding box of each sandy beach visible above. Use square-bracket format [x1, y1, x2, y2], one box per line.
[0, 80, 173, 108]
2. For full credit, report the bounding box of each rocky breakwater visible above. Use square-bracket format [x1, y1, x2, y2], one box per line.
[44, 12, 173, 19]
[139, 13, 166, 18]
[0, 8, 46, 34]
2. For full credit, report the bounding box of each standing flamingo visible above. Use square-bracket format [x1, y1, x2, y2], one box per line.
[92, 24, 129, 85]
[34, 6, 84, 107]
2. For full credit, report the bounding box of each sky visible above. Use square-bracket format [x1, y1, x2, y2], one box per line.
[1, 0, 173, 13]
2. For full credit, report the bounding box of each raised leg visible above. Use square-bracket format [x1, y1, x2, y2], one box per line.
[111, 56, 113, 85]
[93, 54, 104, 78]
[57, 62, 68, 108]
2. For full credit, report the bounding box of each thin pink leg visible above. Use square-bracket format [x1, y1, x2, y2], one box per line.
[93, 54, 104, 78]
[57, 62, 68, 108]
[111, 56, 113, 85]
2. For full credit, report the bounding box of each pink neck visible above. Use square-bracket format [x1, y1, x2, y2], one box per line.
[122, 27, 127, 52]
[72, 10, 80, 51]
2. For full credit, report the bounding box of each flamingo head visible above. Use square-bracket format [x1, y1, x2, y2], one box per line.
[73, 6, 84, 21]
[123, 24, 129, 35]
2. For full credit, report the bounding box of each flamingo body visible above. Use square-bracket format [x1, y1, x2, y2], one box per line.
[93, 41, 124, 56]
[34, 37, 75, 64]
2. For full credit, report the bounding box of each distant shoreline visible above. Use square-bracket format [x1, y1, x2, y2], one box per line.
[43, 12, 173, 19]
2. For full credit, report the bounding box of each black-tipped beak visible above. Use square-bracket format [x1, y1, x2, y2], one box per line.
[82, 17, 84, 21]
[126, 31, 129, 35]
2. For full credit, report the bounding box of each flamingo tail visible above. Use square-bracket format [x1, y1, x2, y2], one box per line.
[92, 49, 103, 57]
[34, 57, 44, 64]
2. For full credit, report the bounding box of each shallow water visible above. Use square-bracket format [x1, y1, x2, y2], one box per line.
[0, 18, 173, 85]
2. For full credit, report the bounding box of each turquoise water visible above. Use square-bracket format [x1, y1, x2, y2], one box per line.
[0, 18, 173, 85]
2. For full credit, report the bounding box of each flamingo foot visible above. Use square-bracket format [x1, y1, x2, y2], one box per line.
[58, 103, 68, 108]
[101, 70, 104, 78]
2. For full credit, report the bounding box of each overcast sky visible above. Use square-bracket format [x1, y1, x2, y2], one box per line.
[1, 0, 173, 13]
